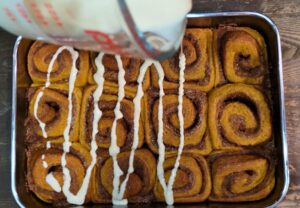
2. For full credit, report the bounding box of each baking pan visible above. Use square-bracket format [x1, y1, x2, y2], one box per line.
[11, 12, 289, 208]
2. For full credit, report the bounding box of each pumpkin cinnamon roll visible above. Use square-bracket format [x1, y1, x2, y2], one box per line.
[208, 84, 272, 150]
[151, 28, 215, 92]
[213, 26, 268, 85]
[88, 53, 150, 96]
[27, 41, 89, 86]
[91, 149, 156, 203]
[145, 88, 211, 156]
[154, 154, 211, 203]
[79, 85, 144, 152]
[26, 85, 81, 143]
[26, 139, 93, 205]
[208, 150, 275, 202]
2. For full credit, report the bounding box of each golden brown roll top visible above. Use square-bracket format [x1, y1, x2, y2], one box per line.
[151, 28, 215, 92]
[88, 53, 150, 96]
[79, 85, 144, 152]
[154, 154, 211, 202]
[26, 85, 81, 143]
[91, 149, 156, 203]
[214, 27, 268, 86]
[208, 83, 272, 150]
[145, 88, 211, 156]
[27, 41, 89, 86]
[208, 150, 275, 202]
[26, 140, 92, 204]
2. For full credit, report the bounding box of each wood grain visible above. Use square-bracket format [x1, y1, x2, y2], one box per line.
[0, 29, 18, 208]
[0, 0, 299, 207]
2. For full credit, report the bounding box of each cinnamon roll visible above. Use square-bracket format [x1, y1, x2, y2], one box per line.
[145, 88, 211, 156]
[208, 150, 275, 202]
[154, 154, 211, 202]
[27, 41, 89, 86]
[91, 149, 156, 203]
[26, 139, 93, 205]
[26, 85, 81, 143]
[151, 28, 215, 92]
[208, 83, 272, 150]
[213, 27, 268, 85]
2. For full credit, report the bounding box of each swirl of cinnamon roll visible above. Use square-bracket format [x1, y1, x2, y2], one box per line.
[208, 83, 272, 149]
[214, 27, 268, 85]
[27, 41, 89, 86]
[151, 28, 215, 92]
[145, 88, 211, 156]
[208, 150, 275, 202]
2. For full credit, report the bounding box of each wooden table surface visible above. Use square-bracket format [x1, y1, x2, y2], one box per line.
[0, 0, 299, 207]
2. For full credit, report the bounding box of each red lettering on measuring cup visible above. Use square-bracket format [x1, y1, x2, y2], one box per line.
[3, 7, 17, 22]
[29, 2, 48, 26]
[84, 30, 127, 55]
[16, 3, 32, 24]
[44, 2, 63, 27]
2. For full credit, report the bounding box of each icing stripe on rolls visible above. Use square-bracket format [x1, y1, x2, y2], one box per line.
[46, 172, 62, 193]
[153, 61, 170, 202]
[33, 46, 77, 139]
[166, 49, 186, 205]
[46, 141, 51, 149]
[34, 90, 47, 138]
[60, 51, 106, 205]
[117, 60, 153, 202]
[41, 154, 48, 168]
[109, 55, 127, 205]
[155, 48, 186, 205]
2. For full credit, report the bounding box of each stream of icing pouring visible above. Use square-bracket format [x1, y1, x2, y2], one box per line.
[155, 48, 186, 205]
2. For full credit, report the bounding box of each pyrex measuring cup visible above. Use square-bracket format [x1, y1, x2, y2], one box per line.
[0, 0, 191, 60]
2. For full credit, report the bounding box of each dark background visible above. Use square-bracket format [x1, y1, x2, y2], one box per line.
[0, 0, 300, 207]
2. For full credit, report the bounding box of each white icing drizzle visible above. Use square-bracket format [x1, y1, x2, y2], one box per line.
[166, 49, 186, 204]
[60, 47, 79, 204]
[153, 61, 170, 202]
[34, 89, 47, 138]
[46, 172, 62, 192]
[117, 60, 153, 203]
[32, 47, 106, 205]
[109, 55, 127, 205]
[41, 154, 48, 168]
[154, 48, 186, 205]
[59, 50, 106, 205]
[61, 47, 79, 152]
[35, 43, 186, 205]
[33, 45, 68, 139]
[46, 141, 51, 149]
[43, 161, 48, 169]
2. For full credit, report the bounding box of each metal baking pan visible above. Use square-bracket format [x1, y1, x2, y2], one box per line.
[11, 12, 289, 208]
